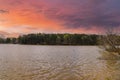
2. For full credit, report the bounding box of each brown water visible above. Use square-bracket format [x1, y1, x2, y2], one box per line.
[0, 44, 120, 80]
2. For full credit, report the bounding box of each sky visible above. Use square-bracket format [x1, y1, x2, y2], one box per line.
[0, 0, 120, 37]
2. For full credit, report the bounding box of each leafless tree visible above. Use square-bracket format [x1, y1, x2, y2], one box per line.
[98, 28, 120, 55]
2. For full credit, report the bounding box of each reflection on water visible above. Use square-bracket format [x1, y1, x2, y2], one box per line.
[0, 44, 120, 80]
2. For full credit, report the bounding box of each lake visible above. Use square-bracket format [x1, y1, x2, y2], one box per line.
[0, 44, 120, 80]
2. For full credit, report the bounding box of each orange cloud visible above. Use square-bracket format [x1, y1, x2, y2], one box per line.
[0, 0, 120, 37]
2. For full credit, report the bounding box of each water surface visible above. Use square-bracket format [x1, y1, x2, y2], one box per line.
[0, 44, 120, 80]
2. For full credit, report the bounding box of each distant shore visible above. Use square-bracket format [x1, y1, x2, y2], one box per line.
[0, 33, 120, 45]
[0, 33, 99, 45]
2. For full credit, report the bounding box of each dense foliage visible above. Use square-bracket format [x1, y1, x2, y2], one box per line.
[0, 37, 17, 44]
[0, 33, 99, 45]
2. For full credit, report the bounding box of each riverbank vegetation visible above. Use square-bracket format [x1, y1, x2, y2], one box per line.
[0, 33, 99, 45]
[98, 29, 120, 56]
[0, 33, 120, 47]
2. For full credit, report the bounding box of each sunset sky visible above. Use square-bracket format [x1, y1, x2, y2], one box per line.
[0, 0, 120, 37]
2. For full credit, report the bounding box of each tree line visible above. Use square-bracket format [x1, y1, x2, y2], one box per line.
[0, 37, 17, 44]
[0, 33, 99, 45]
[18, 33, 99, 45]
[0, 33, 100, 45]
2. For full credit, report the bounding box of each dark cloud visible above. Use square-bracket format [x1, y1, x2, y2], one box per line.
[42, 0, 120, 29]
[89, 0, 107, 5]
[64, 14, 120, 29]
[0, 9, 9, 14]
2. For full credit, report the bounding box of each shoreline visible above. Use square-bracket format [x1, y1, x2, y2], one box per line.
[0, 44, 98, 46]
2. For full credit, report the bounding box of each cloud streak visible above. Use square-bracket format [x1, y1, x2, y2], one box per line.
[0, 9, 9, 14]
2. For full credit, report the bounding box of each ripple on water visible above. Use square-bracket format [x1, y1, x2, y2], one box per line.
[0, 45, 120, 80]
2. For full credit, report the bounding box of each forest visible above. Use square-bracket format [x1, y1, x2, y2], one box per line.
[0, 33, 99, 45]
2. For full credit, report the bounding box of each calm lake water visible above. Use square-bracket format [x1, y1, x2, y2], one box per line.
[0, 44, 120, 80]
